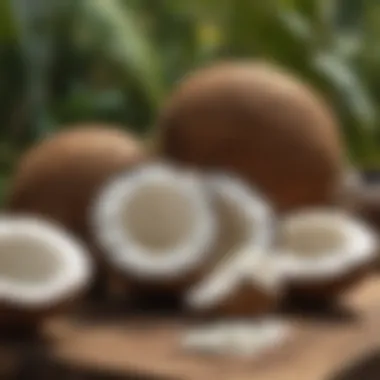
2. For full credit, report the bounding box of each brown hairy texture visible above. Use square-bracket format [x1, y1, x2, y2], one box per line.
[158, 61, 344, 212]
[6, 125, 149, 243]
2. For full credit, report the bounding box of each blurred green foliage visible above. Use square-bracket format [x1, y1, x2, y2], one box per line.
[0, 0, 380, 202]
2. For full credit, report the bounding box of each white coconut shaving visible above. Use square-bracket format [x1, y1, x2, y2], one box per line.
[278, 209, 378, 281]
[181, 319, 291, 357]
[0, 215, 92, 309]
[92, 163, 216, 280]
[186, 247, 284, 310]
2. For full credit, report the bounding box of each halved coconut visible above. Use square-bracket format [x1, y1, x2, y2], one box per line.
[185, 174, 278, 316]
[0, 215, 92, 328]
[277, 209, 378, 298]
[91, 163, 216, 291]
[186, 247, 284, 316]
[6, 125, 148, 298]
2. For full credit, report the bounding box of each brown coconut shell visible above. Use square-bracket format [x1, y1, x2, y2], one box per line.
[0, 260, 94, 334]
[332, 168, 364, 212]
[0, 290, 87, 335]
[349, 187, 380, 230]
[6, 125, 149, 248]
[285, 260, 373, 301]
[344, 184, 380, 270]
[194, 283, 279, 318]
[158, 61, 344, 212]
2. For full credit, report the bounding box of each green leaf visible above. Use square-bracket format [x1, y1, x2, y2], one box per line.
[0, 0, 17, 41]
[312, 52, 376, 129]
[335, 0, 365, 31]
[76, 0, 165, 110]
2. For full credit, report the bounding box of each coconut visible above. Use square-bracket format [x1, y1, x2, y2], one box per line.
[335, 169, 380, 234]
[333, 168, 364, 212]
[158, 61, 344, 212]
[184, 173, 277, 316]
[0, 215, 92, 329]
[355, 189, 380, 236]
[204, 173, 274, 263]
[91, 163, 217, 293]
[7, 125, 148, 244]
[344, 182, 380, 269]
[186, 247, 284, 317]
[277, 209, 378, 298]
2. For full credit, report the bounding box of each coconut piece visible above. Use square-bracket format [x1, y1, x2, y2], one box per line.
[0, 215, 92, 328]
[6, 125, 148, 249]
[277, 209, 378, 298]
[91, 163, 216, 291]
[186, 247, 284, 316]
[345, 183, 380, 269]
[205, 173, 274, 262]
[158, 60, 344, 212]
[181, 319, 291, 358]
[184, 174, 277, 316]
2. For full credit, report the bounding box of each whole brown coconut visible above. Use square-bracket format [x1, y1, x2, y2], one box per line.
[158, 61, 345, 212]
[7, 125, 148, 242]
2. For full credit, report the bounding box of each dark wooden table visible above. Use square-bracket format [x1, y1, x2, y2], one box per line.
[3, 275, 380, 379]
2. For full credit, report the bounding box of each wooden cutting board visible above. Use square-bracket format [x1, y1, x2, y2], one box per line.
[4, 276, 380, 379]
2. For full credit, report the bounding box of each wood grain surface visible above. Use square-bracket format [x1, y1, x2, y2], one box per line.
[3, 276, 380, 379]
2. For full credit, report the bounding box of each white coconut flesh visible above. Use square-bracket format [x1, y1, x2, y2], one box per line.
[92, 164, 216, 280]
[0, 216, 92, 309]
[181, 319, 291, 357]
[205, 173, 273, 262]
[278, 210, 378, 281]
[185, 175, 276, 310]
[186, 247, 283, 310]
